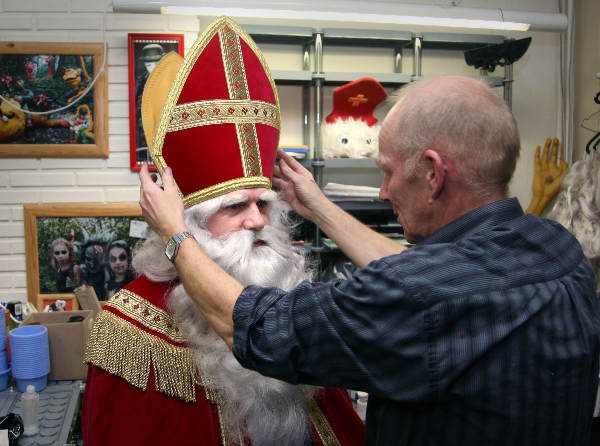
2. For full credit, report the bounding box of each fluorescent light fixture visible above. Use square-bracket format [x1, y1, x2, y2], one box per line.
[113, 1, 568, 33]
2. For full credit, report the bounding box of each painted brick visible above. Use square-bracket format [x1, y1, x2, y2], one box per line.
[10, 172, 75, 187]
[0, 13, 34, 30]
[109, 65, 128, 83]
[107, 13, 167, 31]
[109, 101, 129, 118]
[106, 187, 140, 202]
[109, 83, 129, 99]
[12, 207, 23, 221]
[76, 171, 139, 186]
[12, 273, 26, 288]
[0, 242, 11, 255]
[0, 159, 40, 171]
[3, 0, 69, 12]
[0, 208, 11, 221]
[0, 290, 27, 302]
[0, 31, 66, 42]
[109, 134, 130, 151]
[109, 117, 130, 135]
[0, 223, 24, 238]
[0, 190, 41, 204]
[0, 174, 8, 187]
[40, 188, 105, 203]
[41, 158, 107, 170]
[0, 255, 25, 272]
[109, 47, 128, 65]
[106, 152, 130, 168]
[37, 13, 103, 30]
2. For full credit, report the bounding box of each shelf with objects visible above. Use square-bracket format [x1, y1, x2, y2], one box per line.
[248, 25, 530, 274]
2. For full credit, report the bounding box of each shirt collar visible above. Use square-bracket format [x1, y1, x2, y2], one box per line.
[421, 197, 524, 245]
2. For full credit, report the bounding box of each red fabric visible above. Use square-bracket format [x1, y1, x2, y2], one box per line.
[82, 276, 365, 446]
[161, 19, 280, 200]
[325, 77, 387, 126]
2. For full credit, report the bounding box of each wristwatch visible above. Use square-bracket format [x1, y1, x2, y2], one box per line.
[165, 231, 194, 263]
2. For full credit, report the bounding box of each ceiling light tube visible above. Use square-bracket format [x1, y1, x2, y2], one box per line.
[112, 1, 567, 32]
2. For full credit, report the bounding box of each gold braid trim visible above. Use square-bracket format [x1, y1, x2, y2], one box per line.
[84, 310, 196, 403]
[307, 397, 341, 446]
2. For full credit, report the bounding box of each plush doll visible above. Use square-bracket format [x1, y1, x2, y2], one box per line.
[321, 77, 387, 159]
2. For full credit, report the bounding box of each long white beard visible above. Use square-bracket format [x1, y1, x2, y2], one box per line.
[132, 198, 316, 445]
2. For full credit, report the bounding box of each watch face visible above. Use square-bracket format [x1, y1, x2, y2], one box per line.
[165, 240, 176, 259]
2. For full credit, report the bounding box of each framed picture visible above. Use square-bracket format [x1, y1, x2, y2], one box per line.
[24, 203, 148, 311]
[0, 42, 108, 158]
[128, 33, 184, 171]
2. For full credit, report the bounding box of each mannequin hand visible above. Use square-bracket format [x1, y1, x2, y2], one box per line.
[139, 163, 188, 244]
[526, 138, 568, 215]
[273, 149, 327, 222]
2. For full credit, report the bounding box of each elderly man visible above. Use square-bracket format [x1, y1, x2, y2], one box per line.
[82, 17, 364, 446]
[141, 72, 600, 445]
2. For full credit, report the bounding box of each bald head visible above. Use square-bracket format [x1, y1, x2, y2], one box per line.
[382, 76, 520, 198]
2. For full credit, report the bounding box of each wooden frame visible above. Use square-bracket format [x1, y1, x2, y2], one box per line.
[0, 42, 108, 158]
[128, 33, 184, 171]
[24, 203, 145, 311]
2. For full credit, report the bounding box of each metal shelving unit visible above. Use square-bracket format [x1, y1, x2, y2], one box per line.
[248, 25, 511, 252]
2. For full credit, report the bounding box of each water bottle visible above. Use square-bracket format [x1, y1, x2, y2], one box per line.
[21, 385, 39, 436]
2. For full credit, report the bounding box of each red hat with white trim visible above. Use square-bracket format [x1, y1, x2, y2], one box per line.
[325, 77, 387, 127]
[149, 17, 280, 208]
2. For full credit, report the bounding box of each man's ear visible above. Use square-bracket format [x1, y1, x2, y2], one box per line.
[424, 149, 446, 200]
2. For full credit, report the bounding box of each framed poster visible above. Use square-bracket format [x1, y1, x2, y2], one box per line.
[24, 203, 147, 310]
[128, 33, 184, 171]
[0, 42, 108, 158]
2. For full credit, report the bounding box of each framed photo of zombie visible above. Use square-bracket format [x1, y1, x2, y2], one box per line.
[0, 42, 108, 158]
[24, 203, 148, 311]
[128, 33, 184, 171]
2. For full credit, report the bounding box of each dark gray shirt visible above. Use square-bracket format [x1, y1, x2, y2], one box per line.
[233, 198, 600, 445]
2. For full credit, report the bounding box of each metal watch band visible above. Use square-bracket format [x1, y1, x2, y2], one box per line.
[166, 231, 194, 263]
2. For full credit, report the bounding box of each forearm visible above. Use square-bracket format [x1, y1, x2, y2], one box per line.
[173, 237, 242, 348]
[313, 198, 406, 268]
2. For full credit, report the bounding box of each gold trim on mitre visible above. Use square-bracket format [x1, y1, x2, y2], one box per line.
[150, 16, 281, 207]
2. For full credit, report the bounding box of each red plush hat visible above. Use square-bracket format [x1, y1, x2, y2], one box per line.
[150, 17, 280, 208]
[325, 77, 387, 127]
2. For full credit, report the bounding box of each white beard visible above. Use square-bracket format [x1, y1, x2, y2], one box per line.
[132, 198, 316, 446]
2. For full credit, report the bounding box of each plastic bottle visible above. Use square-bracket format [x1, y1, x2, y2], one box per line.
[21, 385, 39, 436]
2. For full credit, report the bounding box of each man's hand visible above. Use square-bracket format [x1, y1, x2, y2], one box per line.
[272, 149, 328, 222]
[525, 138, 568, 216]
[139, 163, 188, 244]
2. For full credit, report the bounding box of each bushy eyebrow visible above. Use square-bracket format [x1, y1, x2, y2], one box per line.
[221, 194, 247, 207]
[259, 190, 277, 202]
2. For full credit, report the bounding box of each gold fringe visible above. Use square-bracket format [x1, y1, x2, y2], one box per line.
[85, 310, 196, 403]
[307, 397, 341, 446]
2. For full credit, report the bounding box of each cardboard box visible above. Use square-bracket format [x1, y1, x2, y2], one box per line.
[73, 284, 102, 319]
[20, 310, 93, 381]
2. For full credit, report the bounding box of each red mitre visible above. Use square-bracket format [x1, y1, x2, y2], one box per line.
[150, 17, 281, 208]
[325, 77, 387, 127]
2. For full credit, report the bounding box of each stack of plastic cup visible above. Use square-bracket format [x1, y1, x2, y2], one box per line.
[0, 312, 9, 390]
[9, 325, 50, 392]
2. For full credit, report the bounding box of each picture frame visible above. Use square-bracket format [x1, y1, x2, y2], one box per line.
[24, 203, 147, 311]
[128, 33, 184, 171]
[0, 42, 108, 158]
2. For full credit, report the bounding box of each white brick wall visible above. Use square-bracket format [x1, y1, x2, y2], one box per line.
[0, 1, 199, 303]
[0, 0, 568, 304]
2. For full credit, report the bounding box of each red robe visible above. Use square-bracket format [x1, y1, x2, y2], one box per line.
[82, 275, 365, 446]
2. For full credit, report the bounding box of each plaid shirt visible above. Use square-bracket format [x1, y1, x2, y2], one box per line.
[233, 198, 600, 445]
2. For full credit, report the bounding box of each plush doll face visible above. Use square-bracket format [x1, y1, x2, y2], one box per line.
[321, 118, 380, 159]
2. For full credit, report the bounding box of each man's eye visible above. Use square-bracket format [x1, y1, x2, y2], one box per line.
[227, 203, 242, 210]
[257, 200, 268, 209]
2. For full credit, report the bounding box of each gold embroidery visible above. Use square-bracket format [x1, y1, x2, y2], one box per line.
[149, 17, 280, 206]
[307, 397, 341, 446]
[107, 289, 186, 343]
[84, 310, 196, 403]
[183, 176, 271, 208]
[168, 100, 279, 132]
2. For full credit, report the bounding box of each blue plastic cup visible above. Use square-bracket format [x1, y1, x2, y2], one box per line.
[16, 375, 46, 393]
[0, 367, 10, 391]
[0, 350, 8, 370]
[0, 312, 6, 351]
[9, 326, 50, 389]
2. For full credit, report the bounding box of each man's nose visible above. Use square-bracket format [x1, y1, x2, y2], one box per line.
[242, 204, 268, 230]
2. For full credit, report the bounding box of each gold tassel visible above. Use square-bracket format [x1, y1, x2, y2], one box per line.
[85, 310, 196, 403]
